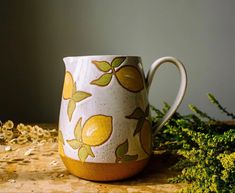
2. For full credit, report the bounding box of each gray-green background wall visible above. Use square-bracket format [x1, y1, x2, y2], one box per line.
[1, 0, 235, 123]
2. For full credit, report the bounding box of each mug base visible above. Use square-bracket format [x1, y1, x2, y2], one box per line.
[60, 155, 149, 181]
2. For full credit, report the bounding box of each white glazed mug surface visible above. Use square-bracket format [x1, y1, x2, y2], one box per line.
[58, 55, 187, 164]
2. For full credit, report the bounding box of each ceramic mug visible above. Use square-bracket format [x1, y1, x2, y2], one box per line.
[58, 55, 187, 181]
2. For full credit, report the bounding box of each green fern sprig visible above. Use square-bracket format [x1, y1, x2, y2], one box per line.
[152, 93, 235, 193]
[208, 93, 235, 119]
[188, 104, 216, 121]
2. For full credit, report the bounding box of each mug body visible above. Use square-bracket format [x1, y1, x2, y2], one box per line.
[58, 55, 152, 181]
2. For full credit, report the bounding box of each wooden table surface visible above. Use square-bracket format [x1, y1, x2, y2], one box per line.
[0, 125, 184, 193]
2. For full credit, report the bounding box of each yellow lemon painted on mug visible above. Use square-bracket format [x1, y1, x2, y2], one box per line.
[115, 66, 144, 92]
[140, 120, 152, 155]
[63, 71, 74, 100]
[58, 140, 65, 157]
[82, 115, 112, 146]
[58, 130, 65, 157]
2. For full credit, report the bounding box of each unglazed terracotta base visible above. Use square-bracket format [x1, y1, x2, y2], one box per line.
[61, 155, 149, 181]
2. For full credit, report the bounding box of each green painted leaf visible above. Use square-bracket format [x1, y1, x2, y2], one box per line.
[72, 82, 77, 95]
[121, 154, 138, 162]
[67, 99, 76, 121]
[145, 105, 150, 117]
[90, 73, 112, 86]
[84, 145, 95, 157]
[72, 91, 91, 103]
[66, 139, 81, 149]
[92, 60, 112, 72]
[78, 146, 89, 162]
[111, 57, 126, 68]
[58, 130, 64, 144]
[74, 118, 82, 141]
[115, 139, 128, 158]
[134, 118, 145, 136]
[126, 107, 145, 119]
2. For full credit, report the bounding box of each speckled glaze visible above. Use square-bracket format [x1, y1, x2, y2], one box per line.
[59, 55, 187, 181]
[59, 56, 150, 163]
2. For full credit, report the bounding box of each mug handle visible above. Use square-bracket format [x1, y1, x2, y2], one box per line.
[146, 56, 187, 136]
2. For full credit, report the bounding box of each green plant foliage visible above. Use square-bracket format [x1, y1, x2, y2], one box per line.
[152, 93, 235, 193]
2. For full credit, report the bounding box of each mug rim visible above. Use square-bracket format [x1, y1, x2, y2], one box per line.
[63, 55, 141, 60]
